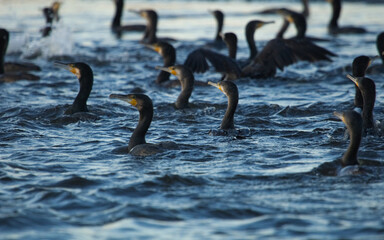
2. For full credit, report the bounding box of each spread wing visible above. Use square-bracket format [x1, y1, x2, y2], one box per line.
[184, 49, 241, 78]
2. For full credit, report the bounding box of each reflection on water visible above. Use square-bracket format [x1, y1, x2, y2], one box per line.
[1, 0, 384, 239]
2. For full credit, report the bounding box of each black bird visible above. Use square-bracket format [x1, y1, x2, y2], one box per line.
[205, 10, 226, 49]
[242, 13, 335, 79]
[350, 56, 373, 111]
[326, 0, 366, 35]
[0, 29, 40, 82]
[41, 7, 54, 37]
[156, 65, 194, 109]
[334, 110, 363, 174]
[132, 9, 175, 44]
[109, 93, 177, 155]
[244, 20, 274, 62]
[109, 93, 155, 154]
[208, 81, 238, 130]
[54, 62, 93, 115]
[347, 74, 376, 132]
[145, 41, 176, 84]
[111, 0, 146, 36]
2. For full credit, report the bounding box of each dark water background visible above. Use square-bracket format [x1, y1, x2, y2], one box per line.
[1, 0, 384, 239]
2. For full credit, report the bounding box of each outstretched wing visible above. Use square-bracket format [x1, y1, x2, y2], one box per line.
[184, 49, 241, 78]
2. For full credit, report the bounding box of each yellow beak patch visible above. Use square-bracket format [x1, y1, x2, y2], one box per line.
[129, 98, 138, 106]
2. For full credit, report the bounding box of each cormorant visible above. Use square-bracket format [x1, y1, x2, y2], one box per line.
[132, 9, 175, 44]
[145, 41, 176, 84]
[109, 93, 177, 155]
[205, 10, 226, 49]
[54, 62, 93, 115]
[242, 10, 336, 78]
[333, 111, 363, 175]
[41, 7, 54, 37]
[156, 65, 194, 109]
[109, 93, 156, 154]
[326, 0, 366, 35]
[111, 0, 146, 36]
[347, 74, 376, 132]
[0, 29, 40, 82]
[350, 56, 373, 111]
[208, 81, 238, 130]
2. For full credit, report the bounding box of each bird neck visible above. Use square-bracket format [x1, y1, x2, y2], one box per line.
[220, 92, 238, 130]
[276, 20, 290, 39]
[215, 17, 223, 41]
[362, 91, 375, 131]
[302, 0, 309, 18]
[341, 127, 361, 167]
[329, 0, 341, 29]
[112, 0, 123, 28]
[128, 107, 153, 151]
[72, 74, 93, 113]
[175, 72, 194, 109]
[145, 16, 157, 44]
[227, 40, 237, 59]
[354, 85, 363, 109]
[293, 15, 307, 38]
[245, 24, 258, 60]
[156, 71, 170, 84]
[156, 49, 175, 84]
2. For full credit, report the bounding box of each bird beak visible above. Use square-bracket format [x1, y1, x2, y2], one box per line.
[208, 81, 223, 92]
[54, 61, 81, 79]
[346, 74, 360, 87]
[333, 111, 345, 122]
[369, 55, 380, 66]
[286, 16, 294, 23]
[258, 21, 274, 28]
[156, 66, 177, 75]
[109, 94, 137, 106]
[144, 43, 161, 53]
[128, 9, 141, 16]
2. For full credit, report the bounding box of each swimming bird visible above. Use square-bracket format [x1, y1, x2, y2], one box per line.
[208, 81, 238, 130]
[205, 10, 226, 49]
[156, 65, 194, 109]
[326, 0, 366, 35]
[41, 7, 54, 37]
[350, 56, 374, 111]
[54, 62, 93, 115]
[347, 74, 376, 132]
[145, 41, 176, 84]
[242, 13, 336, 79]
[334, 110, 363, 175]
[132, 9, 175, 44]
[109, 93, 177, 155]
[0, 29, 40, 82]
[111, 0, 146, 36]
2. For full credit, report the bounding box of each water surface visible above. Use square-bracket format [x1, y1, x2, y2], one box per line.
[1, 0, 384, 239]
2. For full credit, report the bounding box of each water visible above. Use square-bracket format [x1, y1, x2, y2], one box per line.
[1, 0, 384, 239]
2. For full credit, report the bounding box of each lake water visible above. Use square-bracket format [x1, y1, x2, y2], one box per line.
[1, 0, 384, 239]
